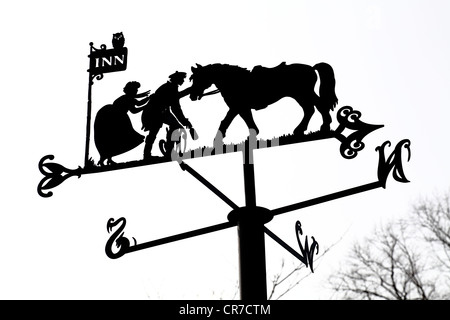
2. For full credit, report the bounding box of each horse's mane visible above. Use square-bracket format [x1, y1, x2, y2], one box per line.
[207, 63, 251, 77]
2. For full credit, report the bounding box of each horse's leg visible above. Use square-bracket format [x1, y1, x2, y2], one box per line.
[239, 108, 260, 136]
[216, 108, 238, 142]
[98, 156, 106, 166]
[314, 94, 332, 132]
[293, 97, 315, 135]
[318, 108, 332, 132]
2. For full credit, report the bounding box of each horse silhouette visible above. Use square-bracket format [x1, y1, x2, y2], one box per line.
[189, 62, 338, 142]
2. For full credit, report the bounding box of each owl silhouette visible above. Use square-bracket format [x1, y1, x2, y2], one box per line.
[112, 32, 125, 49]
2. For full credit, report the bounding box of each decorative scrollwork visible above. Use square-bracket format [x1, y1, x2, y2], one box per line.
[89, 72, 104, 85]
[376, 139, 411, 188]
[89, 42, 107, 52]
[37, 155, 82, 198]
[295, 221, 319, 273]
[334, 106, 384, 159]
[88, 42, 106, 83]
[105, 217, 136, 259]
[159, 127, 187, 159]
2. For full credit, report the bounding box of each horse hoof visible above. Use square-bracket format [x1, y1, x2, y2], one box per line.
[213, 139, 223, 148]
[293, 128, 305, 136]
[249, 128, 259, 136]
[214, 133, 224, 146]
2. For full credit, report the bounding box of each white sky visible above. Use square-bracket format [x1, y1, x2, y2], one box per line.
[1, 0, 450, 299]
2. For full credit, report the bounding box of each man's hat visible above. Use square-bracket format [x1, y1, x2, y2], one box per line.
[169, 71, 187, 81]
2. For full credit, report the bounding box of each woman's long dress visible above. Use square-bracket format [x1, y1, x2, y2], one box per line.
[94, 95, 144, 160]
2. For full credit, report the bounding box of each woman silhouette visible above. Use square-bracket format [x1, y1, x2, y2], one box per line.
[94, 81, 151, 166]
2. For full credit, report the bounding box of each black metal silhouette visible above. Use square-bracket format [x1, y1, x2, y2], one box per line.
[159, 126, 188, 160]
[88, 39, 128, 76]
[112, 32, 125, 50]
[94, 81, 151, 166]
[38, 155, 82, 198]
[106, 217, 236, 260]
[86, 36, 129, 167]
[102, 138, 411, 251]
[37, 34, 412, 300]
[103, 136, 411, 299]
[335, 106, 384, 159]
[264, 222, 319, 273]
[38, 104, 382, 197]
[189, 62, 338, 143]
[141, 71, 197, 160]
[105, 217, 137, 259]
[376, 139, 411, 188]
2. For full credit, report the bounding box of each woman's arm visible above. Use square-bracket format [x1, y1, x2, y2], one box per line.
[129, 95, 152, 113]
[136, 90, 151, 99]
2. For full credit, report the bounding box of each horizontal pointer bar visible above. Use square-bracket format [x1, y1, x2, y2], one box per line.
[271, 181, 382, 216]
[127, 221, 236, 254]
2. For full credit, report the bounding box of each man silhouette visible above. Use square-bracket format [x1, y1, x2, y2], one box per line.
[142, 71, 196, 160]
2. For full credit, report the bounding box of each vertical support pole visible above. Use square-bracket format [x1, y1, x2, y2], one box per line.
[243, 134, 256, 207]
[85, 71, 93, 168]
[84, 43, 95, 168]
[238, 132, 268, 300]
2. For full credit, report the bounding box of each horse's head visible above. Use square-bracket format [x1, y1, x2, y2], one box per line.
[189, 64, 213, 101]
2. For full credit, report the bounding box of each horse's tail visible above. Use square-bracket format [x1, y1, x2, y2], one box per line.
[313, 63, 338, 111]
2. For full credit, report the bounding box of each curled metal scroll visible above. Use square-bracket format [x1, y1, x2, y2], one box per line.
[334, 106, 384, 159]
[89, 42, 107, 52]
[376, 139, 411, 188]
[37, 155, 82, 198]
[91, 73, 104, 83]
[88, 42, 106, 83]
[295, 221, 319, 273]
[105, 217, 136, 259]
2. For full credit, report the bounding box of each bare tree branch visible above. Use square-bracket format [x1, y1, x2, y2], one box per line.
[328, 191, 450, 300]
[268, 231, 344, 300]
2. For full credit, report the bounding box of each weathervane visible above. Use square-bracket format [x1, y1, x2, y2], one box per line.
[37, 33, 411, 300]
